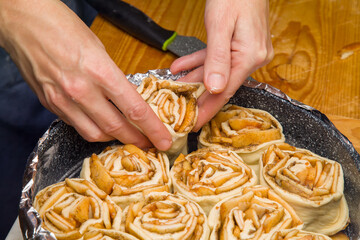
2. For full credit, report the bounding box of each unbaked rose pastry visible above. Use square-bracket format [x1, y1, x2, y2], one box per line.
[83, 229, 139, 240]
[33, 178, 131, 240]
[269, 229, 332, 240]
[208, 185, 303, 240]
[120, 191, 210, 240]
[199, 104, 285, 175]
[260, 143, 349, 235]
[170, 148, 257, 214]
[80, 144, 171, 209]
[137, 75, 205, 161]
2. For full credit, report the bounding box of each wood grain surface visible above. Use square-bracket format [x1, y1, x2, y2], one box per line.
[253, 0, 360, 120]
[90, 0, 360, 153]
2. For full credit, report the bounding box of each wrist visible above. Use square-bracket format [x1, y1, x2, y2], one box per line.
[0, 1, 6, 47]
[0, 0, 17, 49]
[0, 0, 35, 49]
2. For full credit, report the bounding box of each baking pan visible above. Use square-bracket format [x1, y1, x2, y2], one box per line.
[19, 69, 360, 239]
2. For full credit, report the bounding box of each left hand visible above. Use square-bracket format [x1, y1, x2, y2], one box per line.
[170, 0, 273, 131]
[0, 0, 172, 150]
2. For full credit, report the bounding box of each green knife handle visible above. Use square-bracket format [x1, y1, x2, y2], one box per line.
[86, 0, 176, 51]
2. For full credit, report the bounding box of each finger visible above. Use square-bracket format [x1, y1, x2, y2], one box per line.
[203, 0, 235, 94]
[193, 64, 250, 132]
[101, 69, 172, 151]
[193, 0, 274, 131]
[176, 66, 204, 84]
[42, 84, 115, 142]
[229, 1, 273, 71]
[170, 49, 207, 74]
[67, 84, 154, 148]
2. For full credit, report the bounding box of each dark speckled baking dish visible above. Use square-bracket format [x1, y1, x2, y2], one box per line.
[19, 70, 360, 239]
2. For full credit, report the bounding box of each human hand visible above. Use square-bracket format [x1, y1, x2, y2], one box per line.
[0, 0, 172, 150]
[170, 0, 273, 131]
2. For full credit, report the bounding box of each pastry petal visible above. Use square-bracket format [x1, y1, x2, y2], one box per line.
[80, 144, 172, 209]
[137, 75, 205, 162]
[121, 191, 210, 240]
[34, 178, 128, 239]
[208, 185, 303, 240]
[83, 228, 139, 240]
[260, 143, 349, 235]
[269, 229, 332, 240]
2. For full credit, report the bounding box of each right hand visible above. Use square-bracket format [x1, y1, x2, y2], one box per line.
[0, 0, 172, 150]
[171, 0, 273, 132]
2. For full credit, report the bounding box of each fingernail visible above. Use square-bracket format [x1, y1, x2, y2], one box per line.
[158, 138, 172, 151]
[207, 73, 225, 94]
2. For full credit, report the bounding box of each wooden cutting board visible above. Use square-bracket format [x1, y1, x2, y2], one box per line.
[327, 115, 360, 152]
[90, 0, 360, 153]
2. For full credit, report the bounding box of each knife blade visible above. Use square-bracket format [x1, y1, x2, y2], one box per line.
[85, 0, 207, 57]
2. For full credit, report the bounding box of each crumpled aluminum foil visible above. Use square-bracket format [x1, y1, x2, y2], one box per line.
[19, 69, 360, 239]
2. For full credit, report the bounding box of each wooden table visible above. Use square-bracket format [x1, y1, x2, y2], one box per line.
[90, 0, 360, 153]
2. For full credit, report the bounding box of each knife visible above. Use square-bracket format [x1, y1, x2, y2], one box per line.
[85, 0, 207, 57]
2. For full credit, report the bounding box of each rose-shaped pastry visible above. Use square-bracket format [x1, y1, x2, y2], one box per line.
[80, 144, 171, 209]
[170, 148, 257, 214]
[33, 178, 131, 240]
[120, 191, 210, 240]
[269, 229, 332, 240]
[137, 75, 205, 161]
[260, 143, 349, 235]
[83, 229, 139, 240]
[199, 104, 285, 175]
[208, 185, 303, 240]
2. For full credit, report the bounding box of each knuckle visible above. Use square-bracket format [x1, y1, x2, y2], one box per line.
[50, 68, 64, 85]
[102, 120, 125, 136]
[222, 92, 233, 103]
[82, 62, 103, 81]
[83, 135, 99, 142]
[46, 90, 66, 107]
[82, 58, 119, 89]
[62, 78, 89, 103]
[267, 46, 275, 62]
[209, 47, 229, 65]
[83, 130, 108, 142]
[129, 138, 151, 149]
[38, 95, 50, 109]
[223, 86, 240, 102]
[126, 103, 149, 122]
[253, 48, 269, 66]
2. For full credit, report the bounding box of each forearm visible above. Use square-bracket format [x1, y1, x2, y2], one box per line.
[0, 0, 14, 48]
[0, 0, 45, 47]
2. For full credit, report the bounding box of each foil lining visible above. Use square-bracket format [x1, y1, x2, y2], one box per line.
[19, 69, 360, 239]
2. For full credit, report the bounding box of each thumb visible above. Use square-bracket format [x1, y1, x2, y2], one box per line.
[203, 0, 234, 94]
